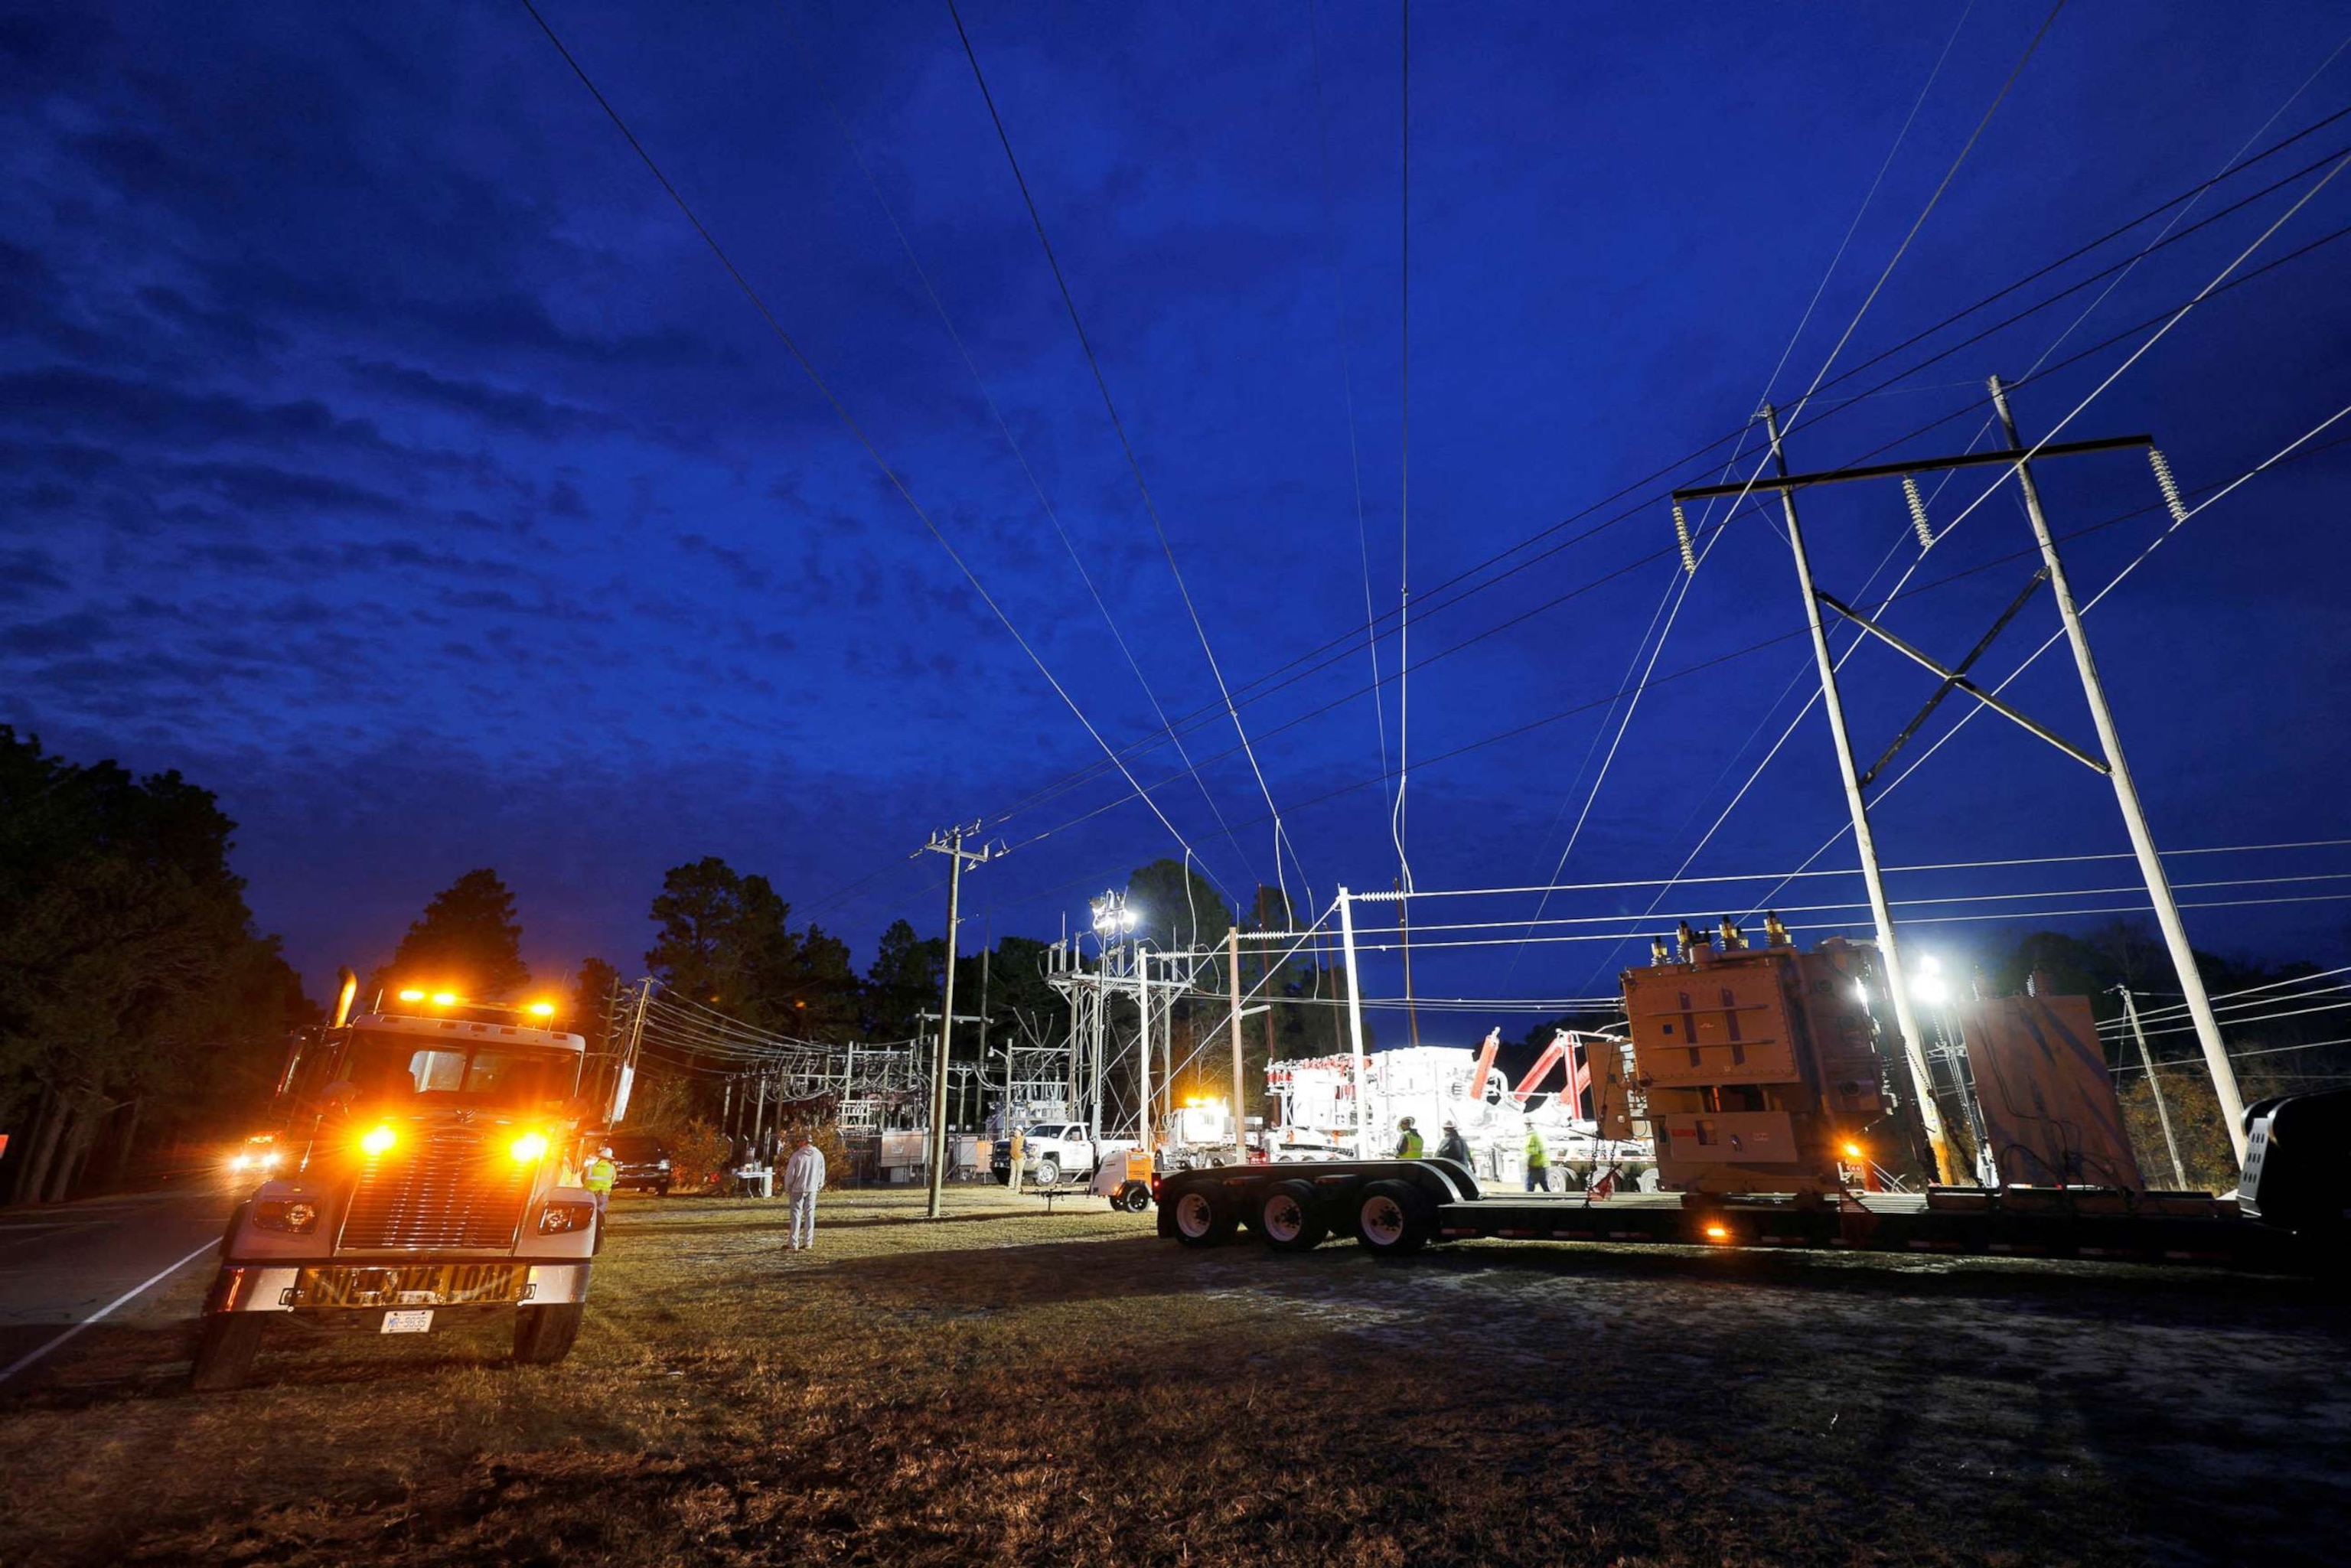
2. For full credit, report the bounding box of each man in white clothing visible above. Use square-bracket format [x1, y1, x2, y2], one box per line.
[782, 1130, 826, 1251]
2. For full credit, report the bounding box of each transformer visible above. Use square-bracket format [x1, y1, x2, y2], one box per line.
[1619, 921, 1893, 1195]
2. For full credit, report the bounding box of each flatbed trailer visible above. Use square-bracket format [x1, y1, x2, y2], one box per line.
[1154, 1158, 2320, 1275]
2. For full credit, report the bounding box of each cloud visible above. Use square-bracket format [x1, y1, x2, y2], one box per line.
[0, 365, 400, 458]
[344, 358, 620, 440]
[677, 531, 775, 592]
[160, 459, 407, 517]
[0, 546, 68, 601]
[545, 478, 589, 519]
[0, 608, 110, 655]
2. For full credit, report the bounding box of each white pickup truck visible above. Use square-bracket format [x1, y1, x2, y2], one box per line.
[990, 1122, 1135, 1188]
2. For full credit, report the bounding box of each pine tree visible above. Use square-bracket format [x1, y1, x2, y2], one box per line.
[380, 869, 530, 999]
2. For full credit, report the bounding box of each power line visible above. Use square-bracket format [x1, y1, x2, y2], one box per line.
[516, 0, 1231, 898]
[985, 378, 2347, 922]
[774, 5, 1262, 898]
[945, 0, 1309, 911]
[1303, 0, 1392, 843]
[2112, 1032, 2351, 1076]
[975, 177, 2351, 841]
[1392, 0, 1415, 911]
[1348, 888, 2351, 954]
[2103, 962, 2351, 1030]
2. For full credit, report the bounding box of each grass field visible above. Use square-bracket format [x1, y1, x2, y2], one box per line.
[0, 1185, 2344, 1565]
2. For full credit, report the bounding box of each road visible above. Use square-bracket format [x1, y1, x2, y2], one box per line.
[0, 1183, 233, 1390]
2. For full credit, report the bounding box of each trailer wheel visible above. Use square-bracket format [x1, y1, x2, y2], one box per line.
[513, 1302, 585, 1364]
[1354, 1179, 1435, 1256]
[190, 1312, 265, 1392]
[1258, 1180, 1329, 1252]
[1111, 1181, 1153, 1214]
[1169, 1186, 1238, 1247]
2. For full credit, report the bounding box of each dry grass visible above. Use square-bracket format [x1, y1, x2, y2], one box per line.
[0, 1185, 2343, 1566]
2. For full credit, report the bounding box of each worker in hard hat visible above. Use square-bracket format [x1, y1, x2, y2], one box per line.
[1435, 1119, 1471, 1167]
[585, 1145, 617, 1217]
[1394, 1117, 1424, 1159]
[1524, 1125, 1551, 1192]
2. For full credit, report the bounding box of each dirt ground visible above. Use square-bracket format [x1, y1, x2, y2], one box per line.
[0, 1185, 2343, 1566]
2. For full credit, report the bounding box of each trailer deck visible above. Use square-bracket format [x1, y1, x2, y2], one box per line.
[1426, 1187, 2298, 1270]
[1158, 1159, 2317, 1275]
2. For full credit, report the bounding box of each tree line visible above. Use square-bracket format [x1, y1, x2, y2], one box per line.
[0, 729, 310, 1204]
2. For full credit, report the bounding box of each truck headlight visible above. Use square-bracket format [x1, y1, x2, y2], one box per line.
[538, 1202, 595, 1235]
[510, 1130, 549, 1163]
[253, 1199, 319, 1234]
[360, 1124, 397, 1157]
[657, 1159, 671, 1170]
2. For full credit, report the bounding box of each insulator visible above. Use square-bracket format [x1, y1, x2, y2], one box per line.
[2148, 448, 2190, 526]
[1671, 500, 1697, 573]
[1902, 474, 1934, 550]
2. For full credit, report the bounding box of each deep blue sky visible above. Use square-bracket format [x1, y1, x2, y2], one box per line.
[5, 1, 2349, 1026]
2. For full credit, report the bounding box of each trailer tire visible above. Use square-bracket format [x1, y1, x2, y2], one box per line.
[513, 1302, 585, 1364]
[1354, 1179, 1435, 1256]
[1169, 1186, 1238, 1247]
[190, 1312, 265, 1391]
[1258, 1180, 1329, 1252]
[1111, 1181, 1152, 1214]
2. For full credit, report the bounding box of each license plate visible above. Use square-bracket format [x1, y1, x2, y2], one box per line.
[380, 1309, 434, 1334]
[296, 1263, 529, 1309]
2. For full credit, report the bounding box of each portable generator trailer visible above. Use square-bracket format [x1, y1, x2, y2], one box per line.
[1156, 927, 2349, 1276]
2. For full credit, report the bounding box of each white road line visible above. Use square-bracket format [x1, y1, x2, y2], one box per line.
[0, 1237, 219, 1386]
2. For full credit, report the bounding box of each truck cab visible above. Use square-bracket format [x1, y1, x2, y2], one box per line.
[192, 1002, 599, 1390]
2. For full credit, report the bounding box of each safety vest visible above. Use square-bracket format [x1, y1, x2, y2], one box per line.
[1397, 1130, 1424, 1159]
[585, 1158, 616, 1193]
[1525, 1130, 1549, 1169]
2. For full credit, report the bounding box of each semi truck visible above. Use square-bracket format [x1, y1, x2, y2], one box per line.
[193, 979, 601, 1390]
[1156, 921, 2348, 1274]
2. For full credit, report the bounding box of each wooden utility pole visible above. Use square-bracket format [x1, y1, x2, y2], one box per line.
[917, 823, 1002, 1219]
[2116, 986, 2189, 1188]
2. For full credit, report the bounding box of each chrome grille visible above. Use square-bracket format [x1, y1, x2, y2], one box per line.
[337, 1125, 532, 1250]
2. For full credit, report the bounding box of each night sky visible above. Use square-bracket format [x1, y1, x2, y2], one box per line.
[6, 2, 2349, 1028]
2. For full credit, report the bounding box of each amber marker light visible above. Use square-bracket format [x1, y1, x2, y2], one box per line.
[360, 1124, 397, 1157]
[430, 991, 460, 1006]
[527, 1001, 556, 1018]
[1704, 1223, 1731, 1243]
[510, 1130, 549, 1163]
[1841, 1141, 1865, 1161]
[396, 987, 426, 1002]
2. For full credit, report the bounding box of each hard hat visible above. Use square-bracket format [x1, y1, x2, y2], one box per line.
[1443, 1120, 1458, 1130]
[599, 1146, 612, 1156]
[1398, 1116, 1415, 1127]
